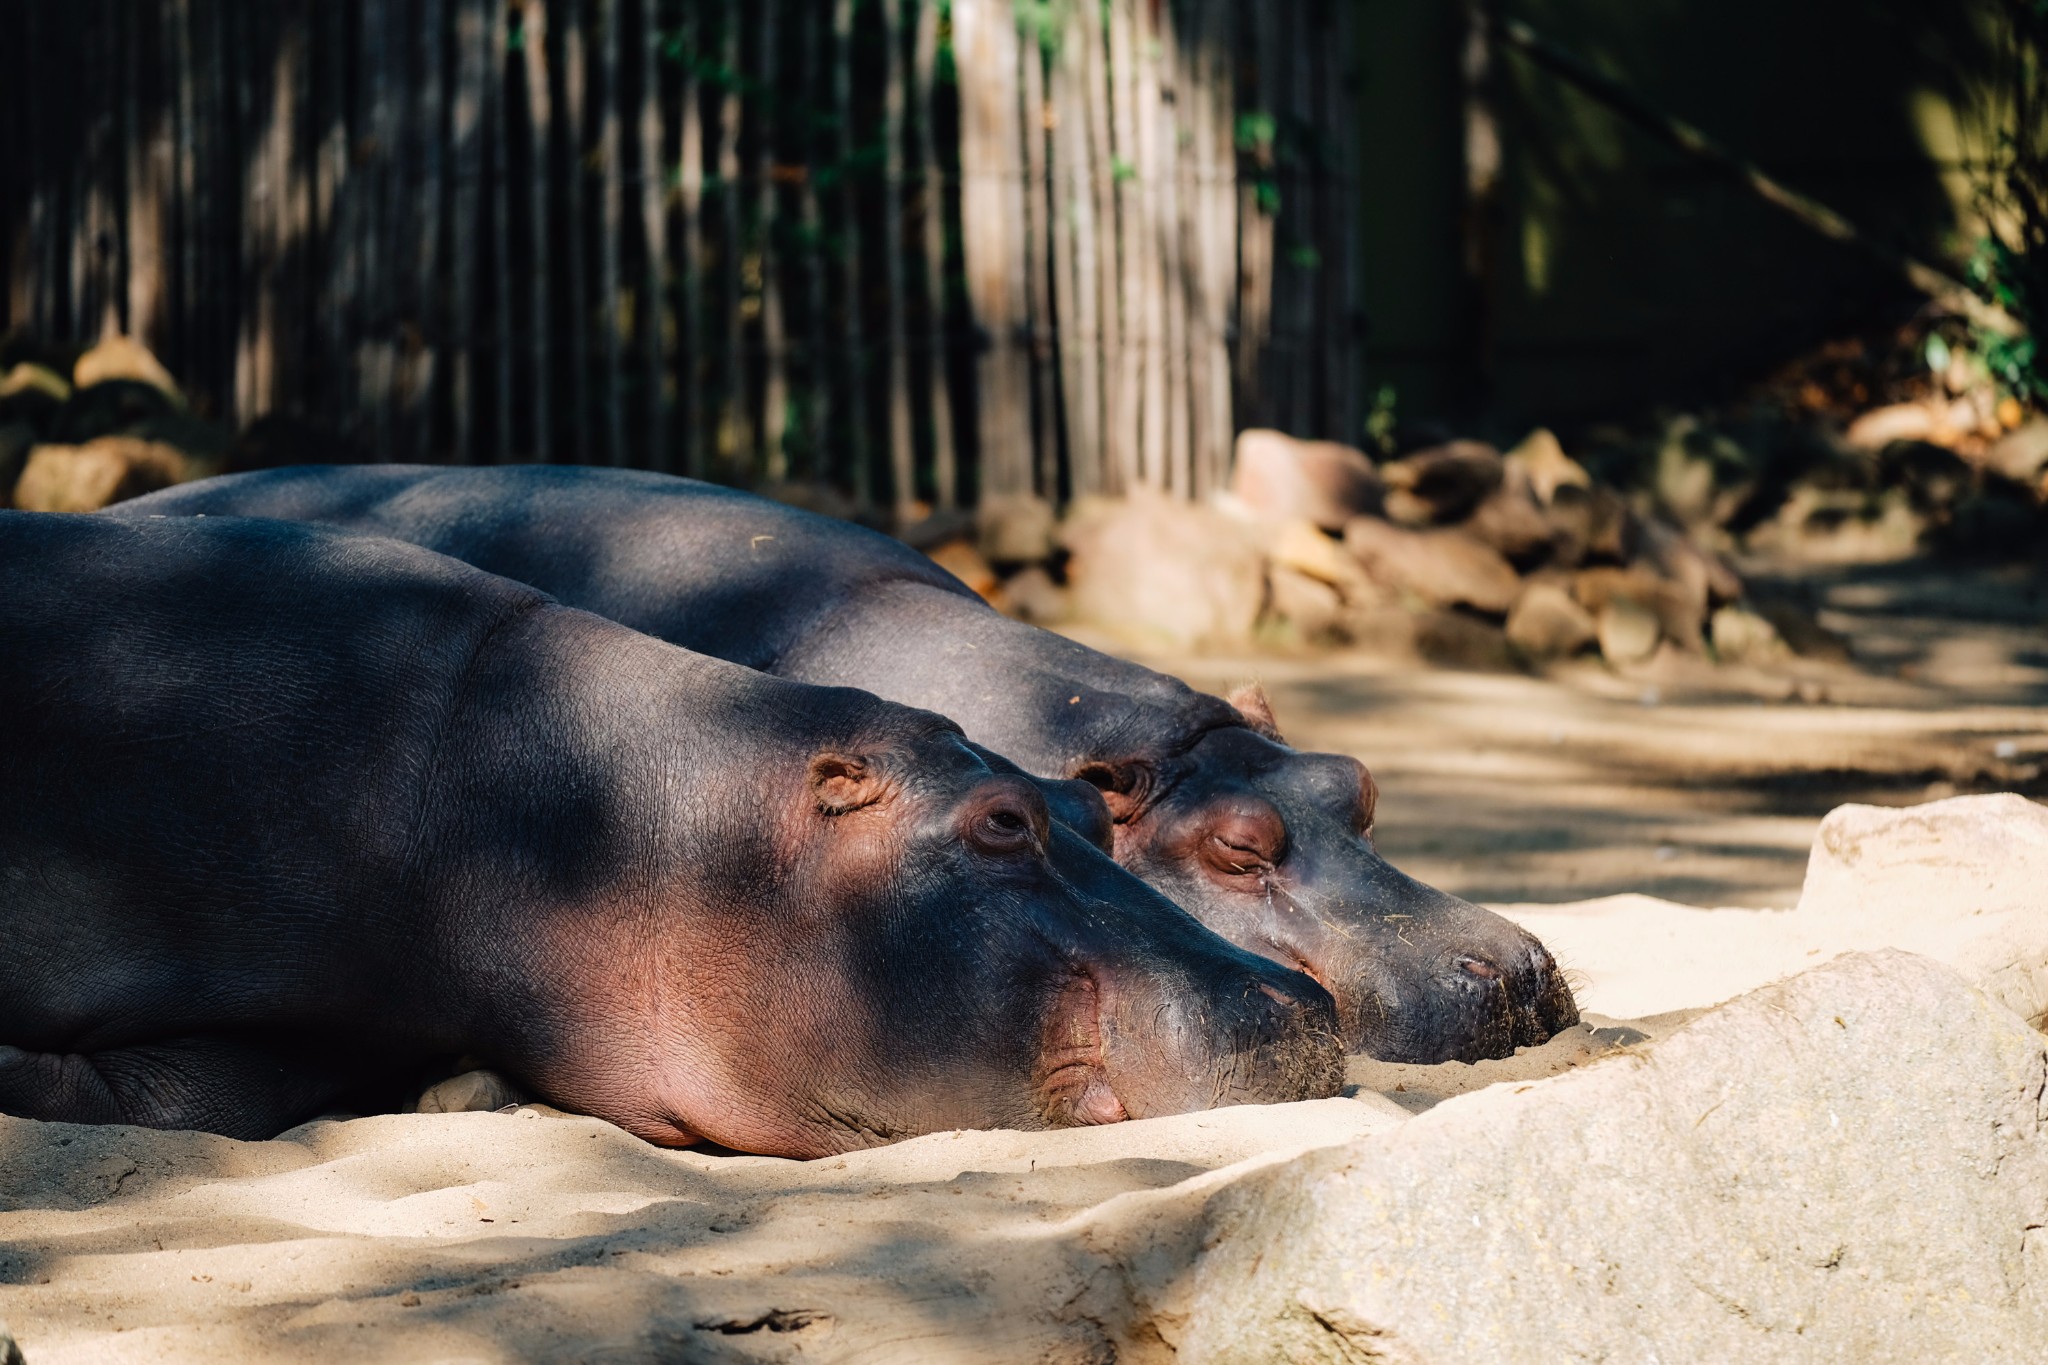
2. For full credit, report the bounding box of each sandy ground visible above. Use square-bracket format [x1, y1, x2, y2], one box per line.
[2, 555, 2043, 1362]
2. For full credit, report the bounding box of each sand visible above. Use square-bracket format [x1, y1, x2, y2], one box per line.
[5, 557, 2043, 1361]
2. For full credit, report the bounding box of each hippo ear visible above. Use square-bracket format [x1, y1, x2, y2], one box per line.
[811, 753, 888, 815]
[1228, 683, 1285, 743]
[1070, 758, 1154, 824]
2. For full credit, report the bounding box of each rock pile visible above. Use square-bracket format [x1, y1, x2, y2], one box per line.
[1020, 426, 1767, 669]
[0, 335, 273, 513]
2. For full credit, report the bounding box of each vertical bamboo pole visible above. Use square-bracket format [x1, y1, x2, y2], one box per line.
[450, 0, 488, 460]
[755, 0, 789, 479]
[123, 5, 155, 349]
[1283, 0, 1316, 432]
[1130, 0, 1166, 488]
[911, 0, 956, 507]
[637, 0, 668, 471]
[715, 0, 747, 469]
[1324, 0, 1360, 447]
[1236, 0, 1275, 425]
[1079, 0, 1120, 495]
[1197, 0, 1236, 493]
[488, 0, 515, 459]
[1019, 20, 1059, 502]
[1105, 0, 1142, 492]
[954, 0, 1030, 500]
[1459, 0, 1501, 413]
[833, 0, 871, 504]
[522, 0, 555, 459]
[796, 0, 832, 482]
[677, 0, 706, 476]
[881, 0, 916, 515]
[1154, 9, 1190, 497]
[1052, 3, 1103, 499]
[310, 0, 345, 426]
[562, 0, 593, 462]
[409, 0, 450, 458]
[595, 0, 625, 465]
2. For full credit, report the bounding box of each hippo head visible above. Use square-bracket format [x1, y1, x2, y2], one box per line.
[1070, 687, 1578, 1063]
[566, 717, 1342, 1157]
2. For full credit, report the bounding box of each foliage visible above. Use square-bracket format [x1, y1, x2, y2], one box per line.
[1966, 0, 2048, 402]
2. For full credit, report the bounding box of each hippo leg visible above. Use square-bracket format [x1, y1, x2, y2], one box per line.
[0, 1036, 357, 1140]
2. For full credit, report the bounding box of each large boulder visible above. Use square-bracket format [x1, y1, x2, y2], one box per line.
[1344, 516, 1522, 615]
[1061, 491, 1268, 647]
[1986, 418, 2048, 487]
[1231, 428, 1384, 530]
[1158, 950, 2048, 1364]
[1501, 427, 1591, 506]
[1505, 581, 1597, 660]
[12, 437, 199, 512]
[71, 334, 184, 407]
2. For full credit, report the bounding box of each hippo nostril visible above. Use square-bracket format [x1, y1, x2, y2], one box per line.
[1459, 955, 1503, 982]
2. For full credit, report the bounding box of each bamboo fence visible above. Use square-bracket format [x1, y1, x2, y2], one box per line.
[1, 0, 1363, 512]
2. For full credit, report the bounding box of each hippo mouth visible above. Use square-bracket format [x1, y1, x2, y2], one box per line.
[1036, 972, 1129, 1127]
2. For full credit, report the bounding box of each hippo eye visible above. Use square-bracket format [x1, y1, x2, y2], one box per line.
[970, 804, 1040, 856]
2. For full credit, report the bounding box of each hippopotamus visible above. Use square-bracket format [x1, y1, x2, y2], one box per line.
[0, 511, 1341, 1156]
[122, 466, 1580, 1061]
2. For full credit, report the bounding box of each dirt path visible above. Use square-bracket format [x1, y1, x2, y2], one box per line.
[1093, 557, 2048, 909]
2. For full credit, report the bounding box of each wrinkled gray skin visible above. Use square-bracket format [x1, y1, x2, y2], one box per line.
[124, 467, 1579, 1061]
[0, 512, 1341, 1156]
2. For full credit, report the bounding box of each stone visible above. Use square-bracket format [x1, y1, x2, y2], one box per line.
[1343, 516, 1522, 615]
[1596, 594, 1661, 665]
[977, 492, 1057, 564]
[0, 421, 35, 503]
[1266, 566, 1347, 642]
[48, 379, 183, 444]
[1165, 950, 2048, 1364]
[1798, 794, 2048, 1027]
[1061, 491, 1267, 648]
[993, 565, 1068, 624]
[1844, 402, 1936, 450]
[1986, 418, 2048, 485]
[1463, 480, 1559, 564]
[925, 537, 999, 600]
[1414, 609, 1517, 672]
[1505, 582, 1597, 659]
[12, 437, 196, 512]
[1710, 604, 1787, 665]
[1502, 427, 1591, 505]
[71, 334, 184, 406]
[1576, 565, 1704, 653]
[1635, 513, 1741, 606]
[0, 1318, 21, 1365]
[412, 1069, 525, 1115]
[1230, 427, 1384, 530]
[1265, 518, 1378, 602]
[0, 360, 70, 408]
[1377, 440, 1503, 525]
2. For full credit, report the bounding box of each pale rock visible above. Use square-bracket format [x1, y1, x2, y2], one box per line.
[1062, 491, 1267, 647]
[1710, 604, 1787, 665]
[1266, 567, 1347, 641]
[1265, 518, 1373, 599]
[1596, 594, 1661, 665]
[1798, 794, 2048, 1027]
[1163, 950, 2048, 1364]
[977, 492, 1057, 564]
[0, 361, 70, 406]
[1986, 418, 2048, 485]
[412, 1069, 525, 1115]
[1230, 428, 1383, 530]
[1462, 479, 1558, 563]
[1844, 402, 1936, 450]
[1343, 516, 1521, 615]
[993, 565, 1068, 624]
[1505, 582, 1597, 659]
[72, 335, 184, 407]
[925, 537, 999, 600]
[1576, 564, 1703, 653]
[12, 437, 196, 512]
[1501, 427, 1591, 505]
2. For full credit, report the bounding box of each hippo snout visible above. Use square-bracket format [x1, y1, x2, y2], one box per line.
[1354, 921, 1579, 1065]
[1085, 955, 1344, 1120]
